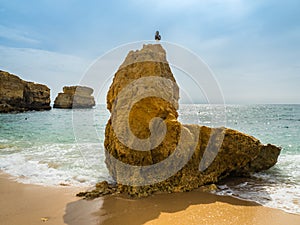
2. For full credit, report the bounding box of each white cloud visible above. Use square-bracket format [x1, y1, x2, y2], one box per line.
[0, 25, 40, 44]
[0, 45, 91, 101]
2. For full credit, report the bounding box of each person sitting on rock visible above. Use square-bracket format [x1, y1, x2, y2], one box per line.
[155, 31, 161, 41]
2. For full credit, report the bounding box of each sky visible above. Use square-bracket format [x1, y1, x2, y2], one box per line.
[0, 0, 299, 104]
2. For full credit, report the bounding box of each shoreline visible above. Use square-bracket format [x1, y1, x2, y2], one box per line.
[1, 172, 299, 225]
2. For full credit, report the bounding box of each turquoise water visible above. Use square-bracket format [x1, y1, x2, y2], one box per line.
[179, 104, 300, 155]
[0, 107, 111, 186]
[0, 104, 299, 213]
[179, 104, 300, 214]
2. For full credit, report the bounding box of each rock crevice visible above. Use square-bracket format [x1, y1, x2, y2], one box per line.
[79, 44, 281, 198]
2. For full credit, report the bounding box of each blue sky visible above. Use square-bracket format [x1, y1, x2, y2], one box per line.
[0, 0, 299, 103]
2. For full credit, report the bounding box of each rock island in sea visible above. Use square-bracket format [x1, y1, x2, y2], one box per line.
[0, 70, 51, 113]
[53, 86, 95, 109]
[78, 44, 281, 198]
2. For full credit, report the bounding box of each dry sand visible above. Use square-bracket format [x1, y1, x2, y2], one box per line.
[0, 173, 94, 225]
[1, 173, 299, 225]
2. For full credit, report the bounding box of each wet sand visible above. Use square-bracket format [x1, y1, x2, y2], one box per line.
[67, 191, 300, 225]
[1, 173, 299, 225]
[0, 173, 88, 225]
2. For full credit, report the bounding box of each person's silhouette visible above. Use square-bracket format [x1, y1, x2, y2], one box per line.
[155, 31, 161, 41]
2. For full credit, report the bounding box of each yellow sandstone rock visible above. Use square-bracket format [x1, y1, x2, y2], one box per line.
[53, 86, 95, 109]
[0, 70, 51, 113]
[80, 44, 281, 198]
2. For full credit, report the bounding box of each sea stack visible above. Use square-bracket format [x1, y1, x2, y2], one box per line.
[53, 86, 95, 109]
[0, 70, 51, 113]
[81, 44, 281, 198]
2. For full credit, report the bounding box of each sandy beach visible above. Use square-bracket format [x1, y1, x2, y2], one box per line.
[0, 173, 98, 225]
[0, 173, 299, 225]
[81, 191, 300, 225]
[0, 173, 71, 224]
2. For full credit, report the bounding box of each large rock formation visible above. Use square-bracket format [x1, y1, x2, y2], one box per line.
[53, 86, 95, 109]
[78, 44, 281, 198]
[0, 70, 51, 113]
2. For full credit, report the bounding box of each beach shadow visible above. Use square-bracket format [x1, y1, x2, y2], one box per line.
[64, 189, 260, 225]
[64, 198, 104, 225]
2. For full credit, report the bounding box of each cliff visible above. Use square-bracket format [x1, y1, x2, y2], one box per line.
[53, 86, 95, 109]
[0, 70, 51, 113]
[78, 44, 281, 198]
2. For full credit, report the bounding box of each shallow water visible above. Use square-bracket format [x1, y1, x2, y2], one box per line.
[0, 104, 299, 214]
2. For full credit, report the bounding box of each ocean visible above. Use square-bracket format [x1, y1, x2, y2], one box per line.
[0, 104, 299, 214]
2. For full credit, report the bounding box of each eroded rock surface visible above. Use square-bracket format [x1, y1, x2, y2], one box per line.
[79, 44, 281, 198]
[0, 70, 51, 113]
[53, 86, 95, 109]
